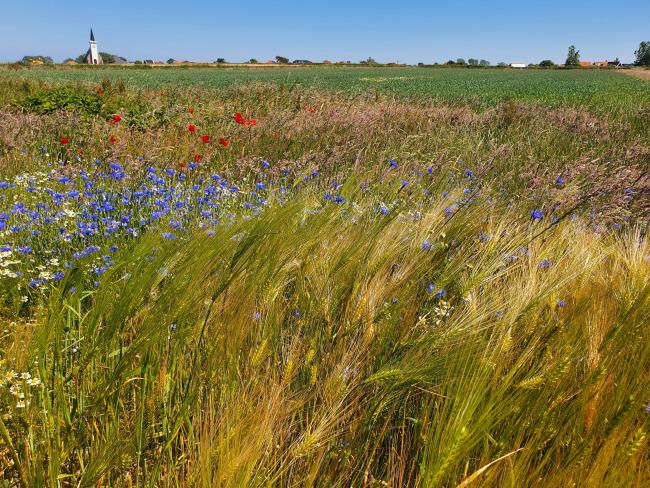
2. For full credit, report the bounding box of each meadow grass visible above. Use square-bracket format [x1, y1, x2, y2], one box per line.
[0, 73, 648, 486]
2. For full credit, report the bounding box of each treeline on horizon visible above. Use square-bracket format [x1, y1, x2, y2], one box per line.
[9, 42, 650, 68]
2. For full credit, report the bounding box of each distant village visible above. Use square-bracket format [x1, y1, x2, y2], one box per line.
[14, 30, 645, 69]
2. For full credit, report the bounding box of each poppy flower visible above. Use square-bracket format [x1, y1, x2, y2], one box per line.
[305, 106, 316, 113]
[247, 119, 257, 126]
[233, 112, 244, 124]
[109, 136, 118, 143]
[193, 154, 202, 162]
[200, 135, 211, 144]
[179, 162, 187, 169]
[218, 137, 229, 147]
[59, 137, 69, 144]
[187, 107, 194, 113]
[188, 124, 196, 134]
[110, 114, 122, 124]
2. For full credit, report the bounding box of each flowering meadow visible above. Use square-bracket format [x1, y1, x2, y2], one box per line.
[0, 72, 648, 486]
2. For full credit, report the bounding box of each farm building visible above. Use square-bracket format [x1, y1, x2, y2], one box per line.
[510, 63, 526, 68]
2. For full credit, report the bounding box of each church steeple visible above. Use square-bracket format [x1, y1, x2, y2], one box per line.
[84, 28, 103, 65]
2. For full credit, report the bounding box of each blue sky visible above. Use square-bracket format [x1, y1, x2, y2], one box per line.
[1, 1, 648, 64]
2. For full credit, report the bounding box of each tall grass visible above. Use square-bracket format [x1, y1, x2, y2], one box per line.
[3, 182, 648, 486]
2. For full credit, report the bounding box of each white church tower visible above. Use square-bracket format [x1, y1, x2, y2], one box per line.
[84, 29, 103, 64]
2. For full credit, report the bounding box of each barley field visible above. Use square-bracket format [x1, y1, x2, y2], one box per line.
[0, 67, 648, 487]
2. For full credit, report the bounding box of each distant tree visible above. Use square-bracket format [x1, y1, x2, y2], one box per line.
[360, 57, 378, 65]
[497, 62, 508, 67]
[248, 58, 259, 64]
[479, 59, 490, 67]
[565, 45, 580, 67]
[21, 55, 53, 65]
[134, 60, 143, 65]
[456, 58, 466, 65]
[635, 41, 650, 66]
[144, 59, 154, 65]
[167, 58, 176, 65]
[62, 58, 75, 64]
[275, 56, 289, 64]
[468, 58, 479, 66]
[446, 60, 456, 65]
[539, 59, 556, 68]
[417, 62, 424, 66]
[215, 58, 226, 64]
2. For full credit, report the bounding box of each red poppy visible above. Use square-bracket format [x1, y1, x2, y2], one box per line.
[193, 154, 202, 162]
[179, 162, 187, 169]
[247, 119, 257, 126]
[233, 112, 244, 124]
[200, 134, 211, 144]
[187, 107, 194, 114]
[305, 106, 316, 113]
[218, 137, 229, 147]
[109, 136, 118, 143]
[59, 136, 69, 144]
[188, 123, 196, 134]
[110, 114, 122, 124]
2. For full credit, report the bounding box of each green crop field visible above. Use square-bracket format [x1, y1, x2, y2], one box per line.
[0, 67, 648, 486]
[3, 65, 650, 110]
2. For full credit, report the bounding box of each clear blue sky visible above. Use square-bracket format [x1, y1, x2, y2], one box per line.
[1, 0, 648, 64]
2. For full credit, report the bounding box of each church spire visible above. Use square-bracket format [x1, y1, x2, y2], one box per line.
[85, 28, 102, 64]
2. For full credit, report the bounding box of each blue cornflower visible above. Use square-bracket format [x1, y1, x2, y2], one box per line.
[333, 196, 345, 203]
[380, 206, 390, 215]
[625, 187, 633, 195]
[421, 240, 432, 250]
[389, 159, 398, 169]
[53, 272, 65, 280]
[161, 232, 176, 240]
[530, 209, 544, 220]
[323, 193, 333, 200]
[16, 246, 32, 254]
[465, 169, 474, 177]
[109, 162, 123, 171]
[557, 299, 567, 307]
[401, 180, 408, 189]
[255, 182, 265, 190]
[555, 175, 565, 187]
[261, 160, 271, 168]
[109, 245, 119, 252]
[427, 167, 433, 175]
[538, 259, 553, 269]
[169, 220, 182, 229]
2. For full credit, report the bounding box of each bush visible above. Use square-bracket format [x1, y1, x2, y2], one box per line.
[20, 87, 103, 115]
